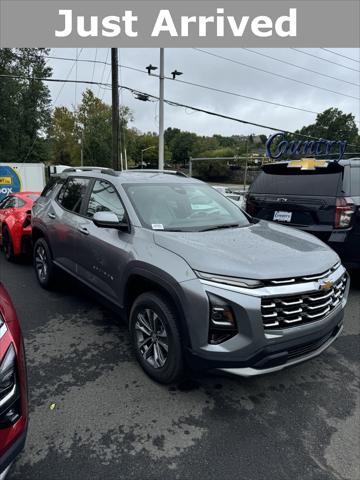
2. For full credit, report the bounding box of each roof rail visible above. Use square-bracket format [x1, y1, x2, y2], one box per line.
[62, 167, 118, 177]
[125, 169, 188, 178]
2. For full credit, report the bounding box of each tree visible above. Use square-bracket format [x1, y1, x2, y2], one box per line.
[298, 108, 359, 146]
[49, 89, 133, 167]
[0, 48, 52, 163]
[165, 130, 199, 164]
[49, 107, 80, 165]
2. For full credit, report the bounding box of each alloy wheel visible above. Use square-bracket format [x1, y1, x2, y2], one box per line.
[135, 308, 169, 369]
[35, 245, 48, 282]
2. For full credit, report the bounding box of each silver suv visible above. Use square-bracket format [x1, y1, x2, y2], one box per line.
[32, 168, 349, 383]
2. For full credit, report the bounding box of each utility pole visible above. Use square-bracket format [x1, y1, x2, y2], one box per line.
[158, 48, 165, 170]
[244, 138, 249, 189]
[145, 52, 183, 171]
[111, 48, 120, 170]
[80, 133, 84, 167]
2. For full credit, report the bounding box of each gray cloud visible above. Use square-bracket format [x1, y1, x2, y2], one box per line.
[47, 48, 360, 137]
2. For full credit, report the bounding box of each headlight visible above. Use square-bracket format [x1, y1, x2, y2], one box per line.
[195, 271, 263, 289]
[0, 344, 16, 402]
[0, 344, 20, 427]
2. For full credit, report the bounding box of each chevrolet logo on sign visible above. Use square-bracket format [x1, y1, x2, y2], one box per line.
[288, 158, 329, 171]
[320, 281, 334, 291]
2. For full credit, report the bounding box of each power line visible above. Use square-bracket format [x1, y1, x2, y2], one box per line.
[193, 48, 359, 100]
[168, 76, 320, 114]
[100, 67, 111, 101]
[91, 48, 98, 84]
[75, 48, 78, 106]
[291, 49, 360, 73]
[1, 73, 358, 148]
[242, 48, 359, 87]
[44, 54, 320, 115]
[23, 48, 83, 162]
[321, 48, 360, 64]
[53, 48, 83, 106]
[97, 48, 110, 97]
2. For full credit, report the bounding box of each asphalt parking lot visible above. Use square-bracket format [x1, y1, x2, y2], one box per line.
[1, 255, 359, 480]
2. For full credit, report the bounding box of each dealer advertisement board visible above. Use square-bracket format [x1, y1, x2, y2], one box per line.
[0, 163, 46, 200]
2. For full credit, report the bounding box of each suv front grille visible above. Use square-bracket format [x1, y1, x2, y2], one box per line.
[261, 273, 347, 329]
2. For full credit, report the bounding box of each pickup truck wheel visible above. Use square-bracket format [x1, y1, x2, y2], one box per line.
[129, 292, 184, 384]
[2, 227, 15, 262]
[34, 238, 55, 289]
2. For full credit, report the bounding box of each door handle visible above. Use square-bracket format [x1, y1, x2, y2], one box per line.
[78, 227, 89, 235]
[48, 212, 56, 219]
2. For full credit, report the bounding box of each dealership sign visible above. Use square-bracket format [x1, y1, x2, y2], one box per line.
[0, 166, 21, 201]
[266, 133, 347, 161]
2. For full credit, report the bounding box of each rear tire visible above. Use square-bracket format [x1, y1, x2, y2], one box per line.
[33, 238, 55, 289]
[2, 226, 15, 262]
[129, 292, 184, 384]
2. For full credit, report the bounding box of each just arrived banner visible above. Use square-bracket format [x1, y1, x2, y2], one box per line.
[0, 1, 359, 47]
[54, 8, 297, 39]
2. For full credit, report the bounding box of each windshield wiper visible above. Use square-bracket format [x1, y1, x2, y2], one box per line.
[162, 228, 188, 232]
[200, 223, 240, 232]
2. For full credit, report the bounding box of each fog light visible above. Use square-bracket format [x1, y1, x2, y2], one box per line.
[4, 407, 20, 424]
[211, 306, 235, 328]
[208, 294, 237, 345]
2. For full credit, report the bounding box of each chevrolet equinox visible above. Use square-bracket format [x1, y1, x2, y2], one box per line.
[31, 168, 349, 383]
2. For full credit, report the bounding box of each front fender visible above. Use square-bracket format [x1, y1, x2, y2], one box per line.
[2, 219, 23, 255]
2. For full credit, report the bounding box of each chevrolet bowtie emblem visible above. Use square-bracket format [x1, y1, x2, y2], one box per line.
[320, 281, 334, 291]
[288, 158, 329, 171]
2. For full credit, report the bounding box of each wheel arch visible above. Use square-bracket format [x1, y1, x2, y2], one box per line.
[123, 267, 192, 349]
[1, 220, 21, 255]
[31, 226, 54, 257]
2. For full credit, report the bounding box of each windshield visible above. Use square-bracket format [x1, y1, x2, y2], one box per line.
[123, 183, 250, 232]
[26, 194, 40, 202]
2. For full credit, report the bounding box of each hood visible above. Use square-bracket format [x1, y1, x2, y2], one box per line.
[154, 221, 339, 280]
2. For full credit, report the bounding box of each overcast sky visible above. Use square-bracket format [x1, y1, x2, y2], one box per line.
[47, 48, 360, 138]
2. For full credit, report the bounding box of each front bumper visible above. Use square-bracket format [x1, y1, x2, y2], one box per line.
[219, 322, 343, 376]
[0, 428, 27, 479]
[182, 265, 349, 375]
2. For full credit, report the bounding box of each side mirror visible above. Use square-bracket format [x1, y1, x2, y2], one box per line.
[93, 211, 129, 231]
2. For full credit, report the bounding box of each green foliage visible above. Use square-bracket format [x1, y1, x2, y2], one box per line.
[198, 147, 236, 158]
[297, 108, 360, 147]
[193, 160, 231, 180]
[0, 48, 52, 163]
[165, 129, 199, 164]
[49, 89, 133, 167]
[49, 107, 79, 165]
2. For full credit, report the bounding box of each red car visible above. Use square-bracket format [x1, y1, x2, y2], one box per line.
[0, 283, 28, 479]
[0, 192, 40, 261]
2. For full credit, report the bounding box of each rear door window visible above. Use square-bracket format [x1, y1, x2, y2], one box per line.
[57, 177, 90, 214]
[41, 176, 63, 198]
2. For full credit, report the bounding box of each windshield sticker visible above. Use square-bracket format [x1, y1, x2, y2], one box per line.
[152, 224, 164, 230]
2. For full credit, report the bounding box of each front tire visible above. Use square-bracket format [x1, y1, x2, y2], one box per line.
[33, 238, 55, 289]
[129, 292, 184, 384]
[2, 226, 15, 262]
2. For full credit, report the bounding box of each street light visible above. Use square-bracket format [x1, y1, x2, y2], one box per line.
[141, 146, 156, 169]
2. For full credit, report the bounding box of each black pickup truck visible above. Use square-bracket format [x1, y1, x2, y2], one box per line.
[245, 158, 360, 269]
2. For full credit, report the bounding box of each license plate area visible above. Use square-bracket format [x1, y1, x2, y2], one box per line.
[273, 211, 292, 222]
